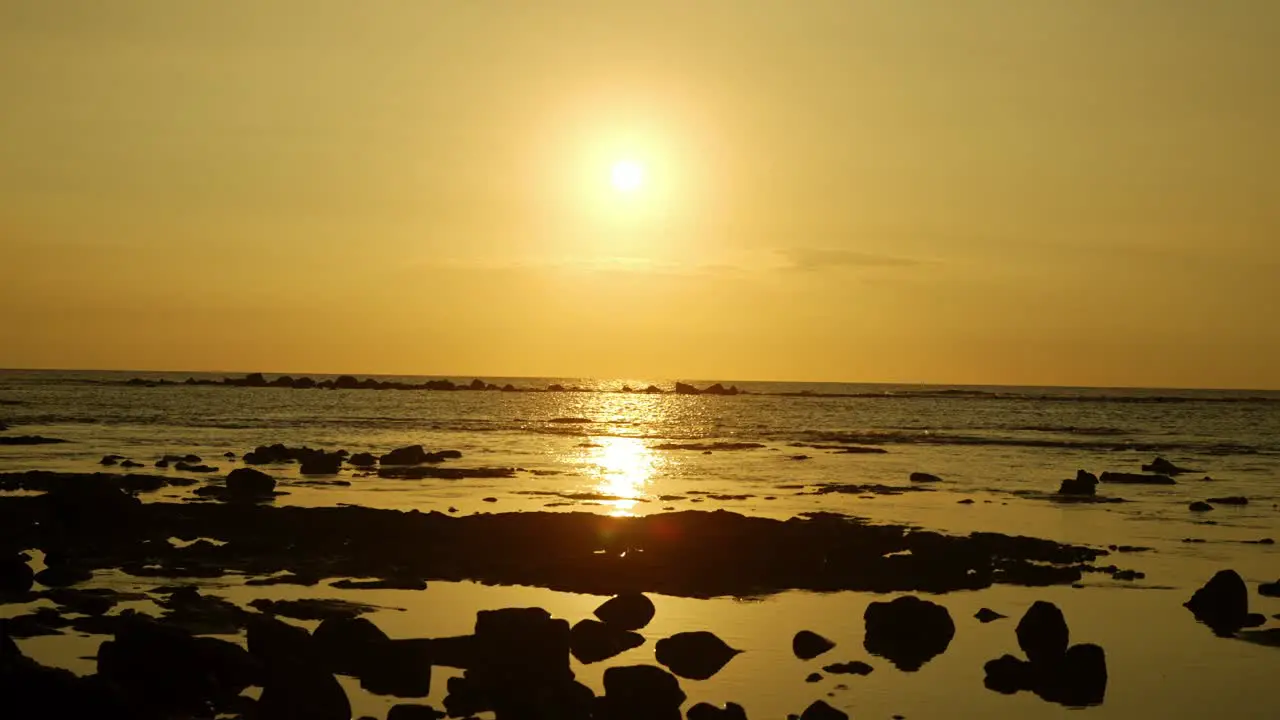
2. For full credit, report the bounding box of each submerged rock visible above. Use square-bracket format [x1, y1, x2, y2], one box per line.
[1057, 470, 1098, 496]
[1098, 472, 1175, 485]
[1185, 569, 1265, 635]
[600, 665, 686, 719]
[1189, 501, 1214, 512]
[975, 608, 1007, 623]
[594, 593, 656, 630]
[225, 467, 276, 497]
[909, 472, 943, 483]
[1259, 581, 1280, 598]
[793, 630, 836, 660]
[687, 701, 749, 719]
[1142, 457, 1197, 475]
[655, 631, 742, 680]
[570, 619, 645, 664]
[348, 452, 378, 467]
[863, 596, 955, 671]
[984, 602, 1108, 707]
[1207, 496, 1248, 505]
[1016, 601, 1069, 664]
[822, 661, 873, 676]
[799, 699, 848, 719]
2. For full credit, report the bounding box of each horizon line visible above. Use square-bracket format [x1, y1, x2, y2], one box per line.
[1, 365, 1278, 395]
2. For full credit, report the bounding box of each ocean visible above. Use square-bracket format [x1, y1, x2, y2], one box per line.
[2, 369, 1279, 718]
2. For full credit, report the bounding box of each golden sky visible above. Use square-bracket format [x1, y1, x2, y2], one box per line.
[2, 2, 1278, 387]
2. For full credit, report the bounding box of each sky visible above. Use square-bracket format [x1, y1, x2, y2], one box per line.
[2, 2, 1278, 388]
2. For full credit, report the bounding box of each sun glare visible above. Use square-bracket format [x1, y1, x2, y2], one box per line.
[610, 160, 644, 193]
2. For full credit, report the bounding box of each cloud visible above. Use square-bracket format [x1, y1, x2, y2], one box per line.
[780, 248, 923, 271]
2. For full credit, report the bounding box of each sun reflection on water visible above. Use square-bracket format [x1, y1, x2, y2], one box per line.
[582, 436, 659, 516]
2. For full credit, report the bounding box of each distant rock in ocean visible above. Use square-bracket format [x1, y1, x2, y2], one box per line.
[1142, 457, 1198, 475]
[0, 436, 69, 445]
[1057, 470, 1098, 495]
[1099, 472, 1176, 485]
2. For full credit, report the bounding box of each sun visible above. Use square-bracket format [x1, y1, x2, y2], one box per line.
[610, 160, 644, 193]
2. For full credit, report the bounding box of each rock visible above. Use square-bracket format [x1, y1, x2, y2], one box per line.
[97, 614, 260, 716]
[1207, 496, 1248, 505]
[1142, 457, 1197, 475]
[300, 453, 344, 475]
[1057, 470, 1098, 496]
[314, 616, 390, 676]
[34, 564, 94, 587]
[1042, 643, 1108, 707]
[1016, 601, 1069, 664]
[175, 462, 218, 473]
[1098, 472, 1175, 485]
[348, 452, 378, 467]
[1259, 581, 1280, 598]
[799, 700, 848, 720]
[249, 598, 382, 621]
[100, 454, 125, 466]
[793, 630, 836, 660]
[983, 654, 1033, 695]
[701, 383, 740, 396]
[600, 665, 686, 719]
[249, 615, 351, 720]
[380, 445, 438, 466]
[655, 631, 742, 680]
[592, 593, 656, 630]
[1189, 501, 1214, 512]
[675, 382, 700, 395]
[225, 467, 276, 496]
[120, 460, 143, 468]
[1111, 569, 1144, 581]
[1186, 569, 1252, 634]
[1, 554, 34, 595]
[570, 619, 645, 664]
[358, 639, 433, 698]
[388, 705, 446, 720]
[975, 608, 1007, 623]
[224, 451, 237, 458]
[0, 435, 69, 445]
[687, 701, 749, 720]
[863, 596, 955, 671]
[330, 577, 427, 591]
[909, 472, 943, 483]
[822, 661, 872, 675]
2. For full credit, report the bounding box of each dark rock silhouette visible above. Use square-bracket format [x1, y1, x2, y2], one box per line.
[388, 705, 446, 720]
[822, 661, 873, 675]
[984, 602, 1107, 707]
[1142, 457, 1197, 475]
[1185, 569, 1266, 635]
[120, 459, 143, 468]
[0, 435, 68, 445]
[248, 614, 351, 719]
[314, 616, 390, 676]
[300, 452, 344, 475]
[701, 383, 741, 396]
[1207, 496, 1248, 505]
[793, 630, 836, 660]
[348, 452, 378, 467]
[331, 576, 427, 590]
[599, 665, 686, 720]
[1099, 472, 1175, 485]
[655, 631, 742, 680]
[1189, 501, 1214, 512]
[675, 382, 700, 395]
[1, 554, 34, 595]
[570, 619, 645, 664]
[976, 608, 1007, 623]
[2, 621, 134, 718]
[380, 445, 461, 466]
[1259, 581, 1280, 598]
[1057, 470, 1098, 495]
[910, 472, 943, 483]
[798, 699, 848, 719]
[594, 592, 656, 630]
[1016, 601, 1069, 663]
[249, 598, 380, 621]
[863, 596, 955, 671]
[100, 454, 125, 466]
[226, 467, 277, 497]
[97, 614, 262, 716]
[688, 701, 749, 719]
[0, 494, 1110, 598]
[805, 672, 822, 682]
[378, 466, 514, 480]
[441, 607, 591, 719]
[174, 461, 217, 473]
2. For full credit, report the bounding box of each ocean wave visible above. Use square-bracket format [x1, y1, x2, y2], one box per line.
[798, 430, 1264, 455]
